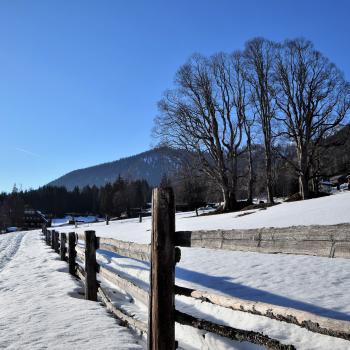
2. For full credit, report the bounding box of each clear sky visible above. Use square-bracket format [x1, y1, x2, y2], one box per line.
[1, 0, 349, 192]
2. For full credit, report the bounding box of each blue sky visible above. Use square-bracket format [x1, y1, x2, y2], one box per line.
[1, 0, 349, 192]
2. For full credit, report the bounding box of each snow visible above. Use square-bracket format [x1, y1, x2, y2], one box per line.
[55, 191, 350, 245]
[2, 191, 350, 349]
[6, 227, 18, 232]
[52, 191, 350, 349]
[51, 215, 99, 227]
[51, 218, 70, 226]
[0, 231, 143, 350]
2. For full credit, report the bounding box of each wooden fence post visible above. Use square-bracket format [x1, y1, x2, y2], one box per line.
[148, 187, 176, 350]
[85, 230, 98, 301]
[68, 232, 76, 275]
[54, 231, 60, 253]
[60, 232, 67, 261]
[46, 230, 50, 245]
[51, 230, 55, 249]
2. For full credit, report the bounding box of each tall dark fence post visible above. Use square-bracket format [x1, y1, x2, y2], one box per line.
[46, 230, 50, 245]
[68, 232, 76, 275]
[85, 230, 97, 301]
[148, 187, 176, 350]
[54, 231, 60, 253]
[60, 232, 67, 261]
[51, 230, 55, 249]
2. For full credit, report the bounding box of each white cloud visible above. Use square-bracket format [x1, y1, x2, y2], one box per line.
[14, 147, 41, 157]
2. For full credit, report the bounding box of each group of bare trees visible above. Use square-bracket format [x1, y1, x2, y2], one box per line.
[154, 38, 350, 211]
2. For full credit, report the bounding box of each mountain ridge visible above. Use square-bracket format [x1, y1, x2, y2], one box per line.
[48, 147, 184, 190]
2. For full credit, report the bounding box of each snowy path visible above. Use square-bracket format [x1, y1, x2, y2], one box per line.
[0, 231, 25, 271]
[0, 231, 143, 350]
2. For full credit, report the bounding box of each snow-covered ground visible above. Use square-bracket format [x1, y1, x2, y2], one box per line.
[51, 191, 350, 349]
[55, 190, 350, 244]
[0, 231, 143, 350]
[51, 215, 99, 227]
[2, 191, 350, 349]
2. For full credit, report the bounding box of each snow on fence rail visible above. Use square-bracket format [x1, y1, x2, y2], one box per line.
[41, 187, 350, 350]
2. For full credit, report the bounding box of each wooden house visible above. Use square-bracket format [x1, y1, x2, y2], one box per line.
[23, 208, 51, 229]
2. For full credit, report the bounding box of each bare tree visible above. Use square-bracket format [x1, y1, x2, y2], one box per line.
[243, 113, 255, 204]
[274, 38, 350, 199]
[154, 53, 245, 211]
[231, 51, 255, 204]
[244, 38, 277, 204]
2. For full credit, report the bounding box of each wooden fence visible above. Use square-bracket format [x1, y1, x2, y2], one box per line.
[176, 224, 350, 259]
[41, 187, 350, 350]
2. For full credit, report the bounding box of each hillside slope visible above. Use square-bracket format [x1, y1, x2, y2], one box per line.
[48, 147, 184, 190]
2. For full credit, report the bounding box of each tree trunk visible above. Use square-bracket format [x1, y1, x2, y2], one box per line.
[247, 134, 254, 204]
[222, 187, 237, 211]
[312, 177, 319, 194]
[265, 147, 274, 204]
[298, 147, 310, 200]
[219, 155, 238, 211]
[299, 174, 310, 199]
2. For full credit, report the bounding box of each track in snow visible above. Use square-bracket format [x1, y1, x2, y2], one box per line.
[0, 232, 25, 271]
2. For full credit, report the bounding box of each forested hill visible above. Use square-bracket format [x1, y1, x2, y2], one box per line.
[48, 147, 184, 190]
[48, 124, 350, 192]
[321, 124, 350, 176]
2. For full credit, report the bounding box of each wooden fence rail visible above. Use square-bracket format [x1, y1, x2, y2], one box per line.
[175, 224, 350, 259]
[40, 187, 350, 349]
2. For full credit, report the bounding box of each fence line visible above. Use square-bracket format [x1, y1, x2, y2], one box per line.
[41, 187, 350, 349]
[174, 285, 350, 340]
[175, 224, 350, 258]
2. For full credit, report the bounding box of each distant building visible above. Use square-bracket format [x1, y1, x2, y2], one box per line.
[23, 208, 51, 229]
[319, 180, 333, 193]
[330, 175, 349, 190]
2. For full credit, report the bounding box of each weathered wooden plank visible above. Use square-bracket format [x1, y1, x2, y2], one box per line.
[98, 286, 148, 333]
[76, 233, 85, 242]
[176, 224, 350, 243]
[175, 285, 350, 340]
[175, 224, 350, 258]
[98, 238, 151, 262]
[333, 242, 350, 258]
[76, 264, 85, 283]
[99, 266, 149, 305]
[175, 310, 295, 350]
[75, 245, 85, 262]
[148, 187, 176, 350]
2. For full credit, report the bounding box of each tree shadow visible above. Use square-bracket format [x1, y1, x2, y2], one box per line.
[175, 266, 350, 321]
[98, 261, 149, 292]
[97, 247, 350, 321]
[98, 249, 150, 267]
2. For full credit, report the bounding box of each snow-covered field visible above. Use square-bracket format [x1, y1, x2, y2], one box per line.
[53, 191, 350, 349]
[1, 191, 350, 349]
